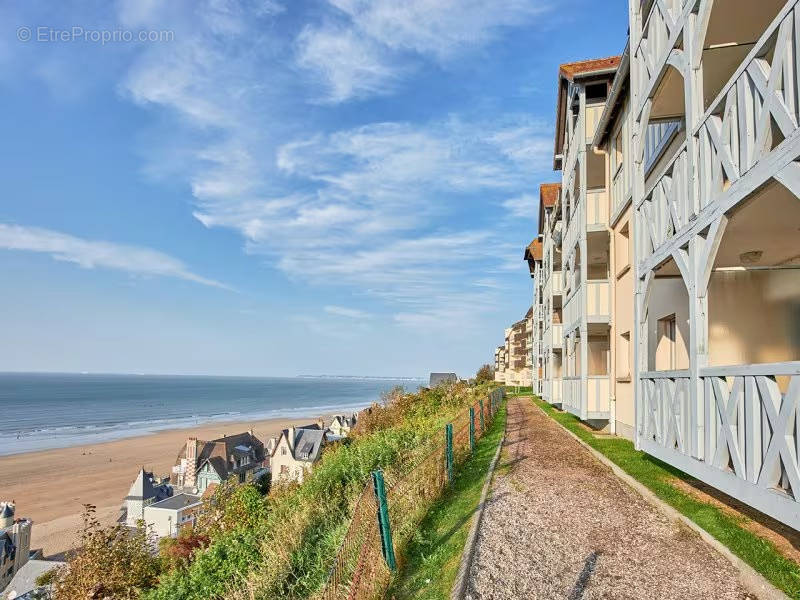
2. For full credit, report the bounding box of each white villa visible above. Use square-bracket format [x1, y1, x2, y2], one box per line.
[269, 424, 327, 484]
[0, 503, 32, 593]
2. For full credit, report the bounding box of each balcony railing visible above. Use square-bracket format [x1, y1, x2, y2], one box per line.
[587, 376, 611, 416]
[639, 362, 800, 530]
[563, 284, 583, 332]
[562, 377, 580, 415]
[552, 270, 563, 296]
[586, 188, 609, 228]
[587, 280, 610, 320]
[634, 0, 684, 114]
[585, 104, 606, 144]
[611, 162, 629, 216]
[552, 323, 563, 347]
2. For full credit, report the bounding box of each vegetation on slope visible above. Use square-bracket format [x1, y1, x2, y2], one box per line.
[50, 381, 496, 600]
[389, 402, 507, 599]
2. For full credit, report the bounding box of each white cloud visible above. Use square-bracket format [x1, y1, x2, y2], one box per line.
[298, 0, 553, 102]
[296, 26, 401, 103]
[502, 193, 538, 218]
[0, 224, 232, 290]
[324, 305, 372, 319]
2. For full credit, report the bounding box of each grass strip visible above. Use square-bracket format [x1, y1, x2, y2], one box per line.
[533, 397, 800, 599]
[388, 402, 508, 599]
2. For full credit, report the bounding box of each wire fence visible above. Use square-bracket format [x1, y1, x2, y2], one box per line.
[319, 386, 506, 600]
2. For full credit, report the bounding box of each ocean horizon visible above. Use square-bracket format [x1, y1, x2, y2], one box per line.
[0, 372, 423, 456]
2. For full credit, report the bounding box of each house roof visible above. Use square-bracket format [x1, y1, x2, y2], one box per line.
[148, 493, 202, 511]
[1, 503, 13, 519]
[173, 432, 266, 484]
[125, 469, 171, 502]
[524, 239, 543, 277]
[538, 183, 561, 234]
[3, 559, 65, 600]
[553, 55, 621, 169]
[593, 42, 631, 148]
[291, 427, 326, 462]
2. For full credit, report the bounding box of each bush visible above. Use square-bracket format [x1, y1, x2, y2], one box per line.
[51, 505, 161, 600]
[475, 364, 494, 384]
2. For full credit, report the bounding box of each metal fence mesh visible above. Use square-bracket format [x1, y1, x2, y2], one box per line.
[319, 387, 506, 600]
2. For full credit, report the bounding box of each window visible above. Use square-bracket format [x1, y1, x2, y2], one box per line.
[280, 465, 289, 475]
[281, 446, 287, 456]
[657, 314, 677, 370]
[617, 331, 631, 379]
[585, 82, 608, 103]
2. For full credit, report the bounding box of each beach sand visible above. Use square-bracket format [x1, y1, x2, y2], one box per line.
[0, 414, 333, 557]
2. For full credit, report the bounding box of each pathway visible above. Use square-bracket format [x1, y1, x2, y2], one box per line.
[466, 396, 754, 599]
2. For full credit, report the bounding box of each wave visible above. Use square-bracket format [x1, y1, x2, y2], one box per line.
[0, 400, 377, 457]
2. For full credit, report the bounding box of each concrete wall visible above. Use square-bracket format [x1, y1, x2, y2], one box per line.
[708, 269, 800, 367]
[611, 206, 635, 438]
[647, 277, 690, 371]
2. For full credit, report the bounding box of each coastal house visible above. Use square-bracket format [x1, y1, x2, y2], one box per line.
[142, 493, 203, 538]
[2, 559, 64, 600]
[526, 0, 800, 532]
[269, 424, 326, 484]
[327, 414, 357, 438]
[123, 469, 173, 528]
[171, 431, 266, 494]
[0, 503, 32, 592]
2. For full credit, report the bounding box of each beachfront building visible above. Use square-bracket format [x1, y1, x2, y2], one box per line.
[554, 56, 620, 423]
[429, 373, 458, 388]
[142, 493, 203, 538]
[123, 469, 173, 528]
[625, 0, 800, 529]
[493, 346, 507, 382]
[494, 309, 534, 388]
[530, 184, 564, 408]
[526, 0, 800, 532]
[0, 502, 32, 592]
[269, 424, 327, 484]
[328, 414, 357, 438]
[171, 431, 266, 494]
[525, 239, 544, 396]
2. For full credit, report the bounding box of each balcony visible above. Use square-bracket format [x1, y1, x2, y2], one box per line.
[562, 377, 580, 415]
[611, 161, 630, 217]
[639, 362, 800, 530]
[585, 104, 606, 144]
[561, 376, 611, 419]
[552, 270, 563, 296]
[586, 189, 609, 229]
[551, 323, 563, 348]
[587, 280, 610, 322]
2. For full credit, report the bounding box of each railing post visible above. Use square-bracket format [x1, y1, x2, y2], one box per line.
[479, 399, 485, 432]
[469, 407, 475, 452]
[445, 423, 454, 483]
[371, 470, 396, 571]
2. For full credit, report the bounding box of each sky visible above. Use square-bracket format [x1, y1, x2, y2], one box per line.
[0, 0, 628, 378]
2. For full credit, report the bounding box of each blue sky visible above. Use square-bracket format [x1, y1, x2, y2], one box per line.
[0, 0, 627, 377]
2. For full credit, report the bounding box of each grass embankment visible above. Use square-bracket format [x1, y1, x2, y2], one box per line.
[389, 402, 507, 599]
[533, 397, 800, 599]
[136, 383, 497, 600]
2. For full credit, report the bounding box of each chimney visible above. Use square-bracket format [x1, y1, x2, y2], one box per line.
[317, 418, 325, 430]
[185, 437, 198, 488]
[287, 426, 295, 451]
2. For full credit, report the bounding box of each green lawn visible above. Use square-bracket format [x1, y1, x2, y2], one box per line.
[388, 403, 508, 599]
[534, 397, 800, 599]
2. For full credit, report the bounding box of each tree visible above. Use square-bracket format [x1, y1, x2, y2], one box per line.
[475, 364, 494, 384]
[51, 504, 161, 599]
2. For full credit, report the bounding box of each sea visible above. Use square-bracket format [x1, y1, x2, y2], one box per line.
[0, 373, 422, 456]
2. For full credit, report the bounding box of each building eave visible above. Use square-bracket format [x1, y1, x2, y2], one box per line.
[593, 41, 631, 149]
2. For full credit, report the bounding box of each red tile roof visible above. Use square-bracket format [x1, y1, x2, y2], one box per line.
[540, 183, 560, 208]
[559, 56, 621, 80]
[524, 239, 543, 262]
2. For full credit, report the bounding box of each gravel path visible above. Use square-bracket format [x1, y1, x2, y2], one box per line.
[465, 397, 755, 600]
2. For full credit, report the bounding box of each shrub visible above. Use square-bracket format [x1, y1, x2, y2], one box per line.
[51, 504, 161, 600]
[475, 364, 494, 384]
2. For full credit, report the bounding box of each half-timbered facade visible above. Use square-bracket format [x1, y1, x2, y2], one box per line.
[554, 57, 620, 422]
[629, 0, 800, 530]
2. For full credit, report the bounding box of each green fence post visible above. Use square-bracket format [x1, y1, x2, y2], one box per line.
[469, 407, 475, 452]
[445, 423, 454, 483]
[371, 470, 397, 571]
[479, 399, 485, 432]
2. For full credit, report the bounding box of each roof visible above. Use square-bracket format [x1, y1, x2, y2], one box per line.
[1, 503, 13, 519]
[524, 239, 543, 277]
[559, 56, 621, 80]
[173, 432, 266, 485]
[553, 55, 621, 169]
[539, 183, 561, 235]
[593, 42, 631, 148]
[148, 493, 202, 511]
[429, 372, 458, 387]
[3, 559, 64, 599]
[125, 469, 171, 502]
[291, 427, 326, 462]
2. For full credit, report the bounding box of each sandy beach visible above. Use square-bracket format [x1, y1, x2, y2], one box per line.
[0, 414, 333, 557]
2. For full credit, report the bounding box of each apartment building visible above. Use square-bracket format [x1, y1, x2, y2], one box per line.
[525, 239, 544, 395]
[528, 0, 800, 531]
[554, 56, 620, 424]
[493, 308, 534, 387]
